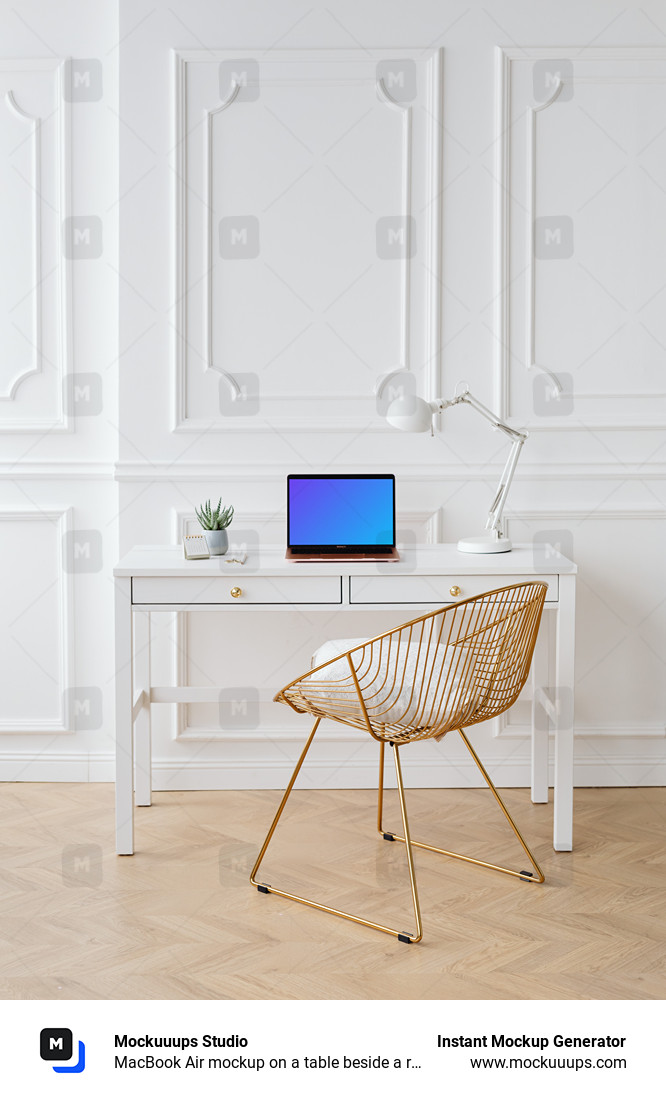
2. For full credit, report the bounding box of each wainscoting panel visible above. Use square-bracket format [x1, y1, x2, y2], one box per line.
[0, 509, 73, 732]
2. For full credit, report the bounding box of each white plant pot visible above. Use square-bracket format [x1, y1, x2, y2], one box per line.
[203, 529, 228, 556]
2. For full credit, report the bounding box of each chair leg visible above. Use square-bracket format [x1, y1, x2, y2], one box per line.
[250, 716, 321, 890]
[251, 725, 423, 943]
[377, 728, 544, 884]
[392, 742, 423, 943]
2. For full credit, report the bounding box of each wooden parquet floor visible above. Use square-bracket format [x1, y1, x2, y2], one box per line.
[0, 783, 664, 1000]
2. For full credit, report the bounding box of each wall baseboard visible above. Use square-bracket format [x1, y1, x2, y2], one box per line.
[1, 751, 664, 787]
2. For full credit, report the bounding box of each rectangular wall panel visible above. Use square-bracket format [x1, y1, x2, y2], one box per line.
[502, 510, 666, 751]
[0, 60, 70, 432]
[172, 49, 442, 433]
[496, 48, 666, 431]
[0, 510, 73, 731]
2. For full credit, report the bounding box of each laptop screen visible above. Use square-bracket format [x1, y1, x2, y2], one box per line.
[287, 475, 395, 550]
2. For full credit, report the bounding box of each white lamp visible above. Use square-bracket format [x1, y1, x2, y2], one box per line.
[386, 383, 527, 554]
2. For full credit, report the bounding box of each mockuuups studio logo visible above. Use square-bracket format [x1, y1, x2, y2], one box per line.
[40, 1028, 86, 1074]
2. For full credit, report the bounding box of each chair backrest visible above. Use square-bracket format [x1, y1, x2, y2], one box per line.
[279, 581, 548, 743]
[451, 581, 547, 725]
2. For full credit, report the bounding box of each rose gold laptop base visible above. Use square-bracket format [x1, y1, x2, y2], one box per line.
[285, 548, 400, 562]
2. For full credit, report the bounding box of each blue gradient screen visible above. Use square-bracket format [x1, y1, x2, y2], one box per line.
[288, 477, 394, 546]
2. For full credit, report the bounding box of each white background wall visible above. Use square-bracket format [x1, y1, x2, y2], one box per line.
[2, 0, 665, 789]
[0, 0, 118, 780]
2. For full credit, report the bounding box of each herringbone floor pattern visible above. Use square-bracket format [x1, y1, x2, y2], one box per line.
[1, 783, 664, 1000]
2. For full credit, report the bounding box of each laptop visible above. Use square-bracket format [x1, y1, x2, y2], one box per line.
[285, 474, 400, 562]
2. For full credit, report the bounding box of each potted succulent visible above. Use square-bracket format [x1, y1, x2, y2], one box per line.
[195, 498, 234, 556]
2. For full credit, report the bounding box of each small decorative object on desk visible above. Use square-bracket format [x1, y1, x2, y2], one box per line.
[194, 497, 234, 556]
[183, 534, 210, 560]
[222, 551, 247, 564]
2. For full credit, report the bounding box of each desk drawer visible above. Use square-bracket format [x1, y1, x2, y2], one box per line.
[132, 576, 342, 605]
[349, 574, 557, 604]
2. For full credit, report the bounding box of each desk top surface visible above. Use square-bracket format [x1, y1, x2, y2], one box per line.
[114, 543, 577, 577]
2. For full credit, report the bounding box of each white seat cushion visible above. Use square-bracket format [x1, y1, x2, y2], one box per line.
[309, 635, 478, 731]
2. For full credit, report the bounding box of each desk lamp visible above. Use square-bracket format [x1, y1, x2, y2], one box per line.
[386, 383, 527, 554]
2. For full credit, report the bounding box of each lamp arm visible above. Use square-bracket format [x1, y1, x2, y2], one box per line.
[484, 436, 524, 536]
[385, 382, 528, 551]
[437, 386, 527, 539]
[454, 390, 527, 443]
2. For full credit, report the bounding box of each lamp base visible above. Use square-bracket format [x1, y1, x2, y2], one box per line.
[457, 534, 512, 554]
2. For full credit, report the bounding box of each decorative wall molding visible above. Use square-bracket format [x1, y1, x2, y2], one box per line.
[0, 750, 114, 782]
[494, 46, 511, 418]
[495, 46, 666, 432]
[425, 46, 443, 407]
[526, 79, 565, 394]
[171, 48, 443, 434]
[0, 508, 74, 732]
[171, 50, 188, 434]
[204, 79, 243, 382]
[0, 59, 71, 433]
[2, 748, 663, 786]
[1, 91, 41, 401]
[147, 748, 666, 790]
[376, 73, 412, 373]
[0, 461, 114, 480]
[505, 507, 666, 524]
[114, 459, 666, 482]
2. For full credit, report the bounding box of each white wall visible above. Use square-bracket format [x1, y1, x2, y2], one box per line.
[0, 1, 118, 779]
[2, 0, 665, 788]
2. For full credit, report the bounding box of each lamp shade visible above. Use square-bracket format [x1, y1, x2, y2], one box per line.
[385, 395, 435, 433]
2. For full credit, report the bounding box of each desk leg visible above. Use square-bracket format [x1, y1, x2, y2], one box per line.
[530, 630, 549, 804]
[554, 574, 576, 851]
[115, 577, 134, 855]
[134, 611, 152, 807]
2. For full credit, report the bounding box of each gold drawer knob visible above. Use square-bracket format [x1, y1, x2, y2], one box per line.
[449, 585, 461, 598]
[230, 586, 243, 599]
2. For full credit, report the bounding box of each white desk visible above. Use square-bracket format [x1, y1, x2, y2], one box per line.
[114, 544, 576, 855]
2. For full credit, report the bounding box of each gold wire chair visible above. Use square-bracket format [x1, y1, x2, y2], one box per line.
[251, 581, 548, 943]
